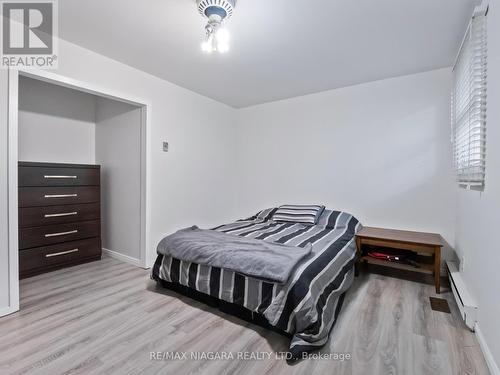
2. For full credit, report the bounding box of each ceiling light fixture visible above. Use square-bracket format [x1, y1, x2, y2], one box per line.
[197, 0, 236, 53]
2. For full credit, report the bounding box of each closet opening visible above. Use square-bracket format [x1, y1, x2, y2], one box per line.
[9, 70, 150, 303]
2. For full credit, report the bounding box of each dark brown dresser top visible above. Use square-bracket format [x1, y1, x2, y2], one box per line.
[19, 161, 100, 169]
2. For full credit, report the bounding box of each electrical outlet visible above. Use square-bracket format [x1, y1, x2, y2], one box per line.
[163, 141, 169, 152]
[460, 256, 465, 272]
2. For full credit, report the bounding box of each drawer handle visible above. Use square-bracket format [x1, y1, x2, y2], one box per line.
[44, 212, 78, 218]
[45, 230, 78, 238]
[44, 194, 78, 198]
[44, 175, 78, 179]
[46, 248, 79, 258]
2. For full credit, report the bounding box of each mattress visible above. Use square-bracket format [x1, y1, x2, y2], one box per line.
[151, 208, 361, 360]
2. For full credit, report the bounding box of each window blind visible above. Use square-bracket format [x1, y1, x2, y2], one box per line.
[451, 8, 487, 189]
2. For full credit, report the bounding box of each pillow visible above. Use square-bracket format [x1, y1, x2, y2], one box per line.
[272, 205, 325, 225]
[242, 207, 277, 221]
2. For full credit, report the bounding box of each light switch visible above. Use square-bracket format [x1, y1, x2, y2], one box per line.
[163, 141, 169, 152]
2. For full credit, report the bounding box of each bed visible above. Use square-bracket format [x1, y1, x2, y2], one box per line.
[151, 206, 361, 361]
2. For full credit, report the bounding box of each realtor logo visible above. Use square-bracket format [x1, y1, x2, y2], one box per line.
[1, 0, 58, 68]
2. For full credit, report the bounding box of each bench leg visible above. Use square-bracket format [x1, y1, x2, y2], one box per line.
[434, 246, 441, 294]
[355, 237, 362, 277]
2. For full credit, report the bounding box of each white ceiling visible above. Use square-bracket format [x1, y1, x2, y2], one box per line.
[59, 0, 476, 108]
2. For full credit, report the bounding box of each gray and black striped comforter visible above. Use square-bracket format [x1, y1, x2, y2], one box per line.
[152, 208, 361, 359]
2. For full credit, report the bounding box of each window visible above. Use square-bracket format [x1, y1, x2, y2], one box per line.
[451, 7, 487, 189]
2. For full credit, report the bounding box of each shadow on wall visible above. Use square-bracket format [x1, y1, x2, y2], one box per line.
[19, 76, 97, 123]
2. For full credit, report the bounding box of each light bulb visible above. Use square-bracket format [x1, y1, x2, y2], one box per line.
[201, 34, 216, 53]
[215, 27, 230, 52]
[216, 28, 230, 44]
[201, 41, 212, 53]
[217, 41, 229, 53]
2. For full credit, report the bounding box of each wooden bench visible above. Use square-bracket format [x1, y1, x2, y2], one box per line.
[355, 227, 443, 293]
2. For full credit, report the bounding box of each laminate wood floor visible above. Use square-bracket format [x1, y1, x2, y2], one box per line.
[0, 257, 490, 375]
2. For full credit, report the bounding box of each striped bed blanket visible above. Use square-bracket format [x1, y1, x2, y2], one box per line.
[151, 208, 361, 360]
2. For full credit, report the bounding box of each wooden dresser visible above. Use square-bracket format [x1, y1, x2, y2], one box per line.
[18, 162, 102, 279]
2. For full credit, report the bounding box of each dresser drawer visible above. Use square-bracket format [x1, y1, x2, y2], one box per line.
[19, 165, 100, 187]
[19, 203, 100, 228]
[19, 220, 101, 249]
[19, 237, 101, 278]
[19, 186, 100, 207]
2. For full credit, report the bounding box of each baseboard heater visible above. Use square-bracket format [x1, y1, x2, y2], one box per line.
[446, 261, 477, 331]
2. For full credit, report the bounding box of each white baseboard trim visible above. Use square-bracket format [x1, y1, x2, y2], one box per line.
[0, 305, 18, 318]
[102, 248, 146, 269]
[475, 322, 500, 375]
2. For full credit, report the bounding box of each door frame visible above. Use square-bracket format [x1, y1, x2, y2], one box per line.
[5, 68, 152, 315]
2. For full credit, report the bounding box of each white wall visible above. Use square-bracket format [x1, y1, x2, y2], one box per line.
[18, 76, 97, 164]
[236, 69, 457, 261]
[95, 97, 142, 261]
[455, 0, 500, 371]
